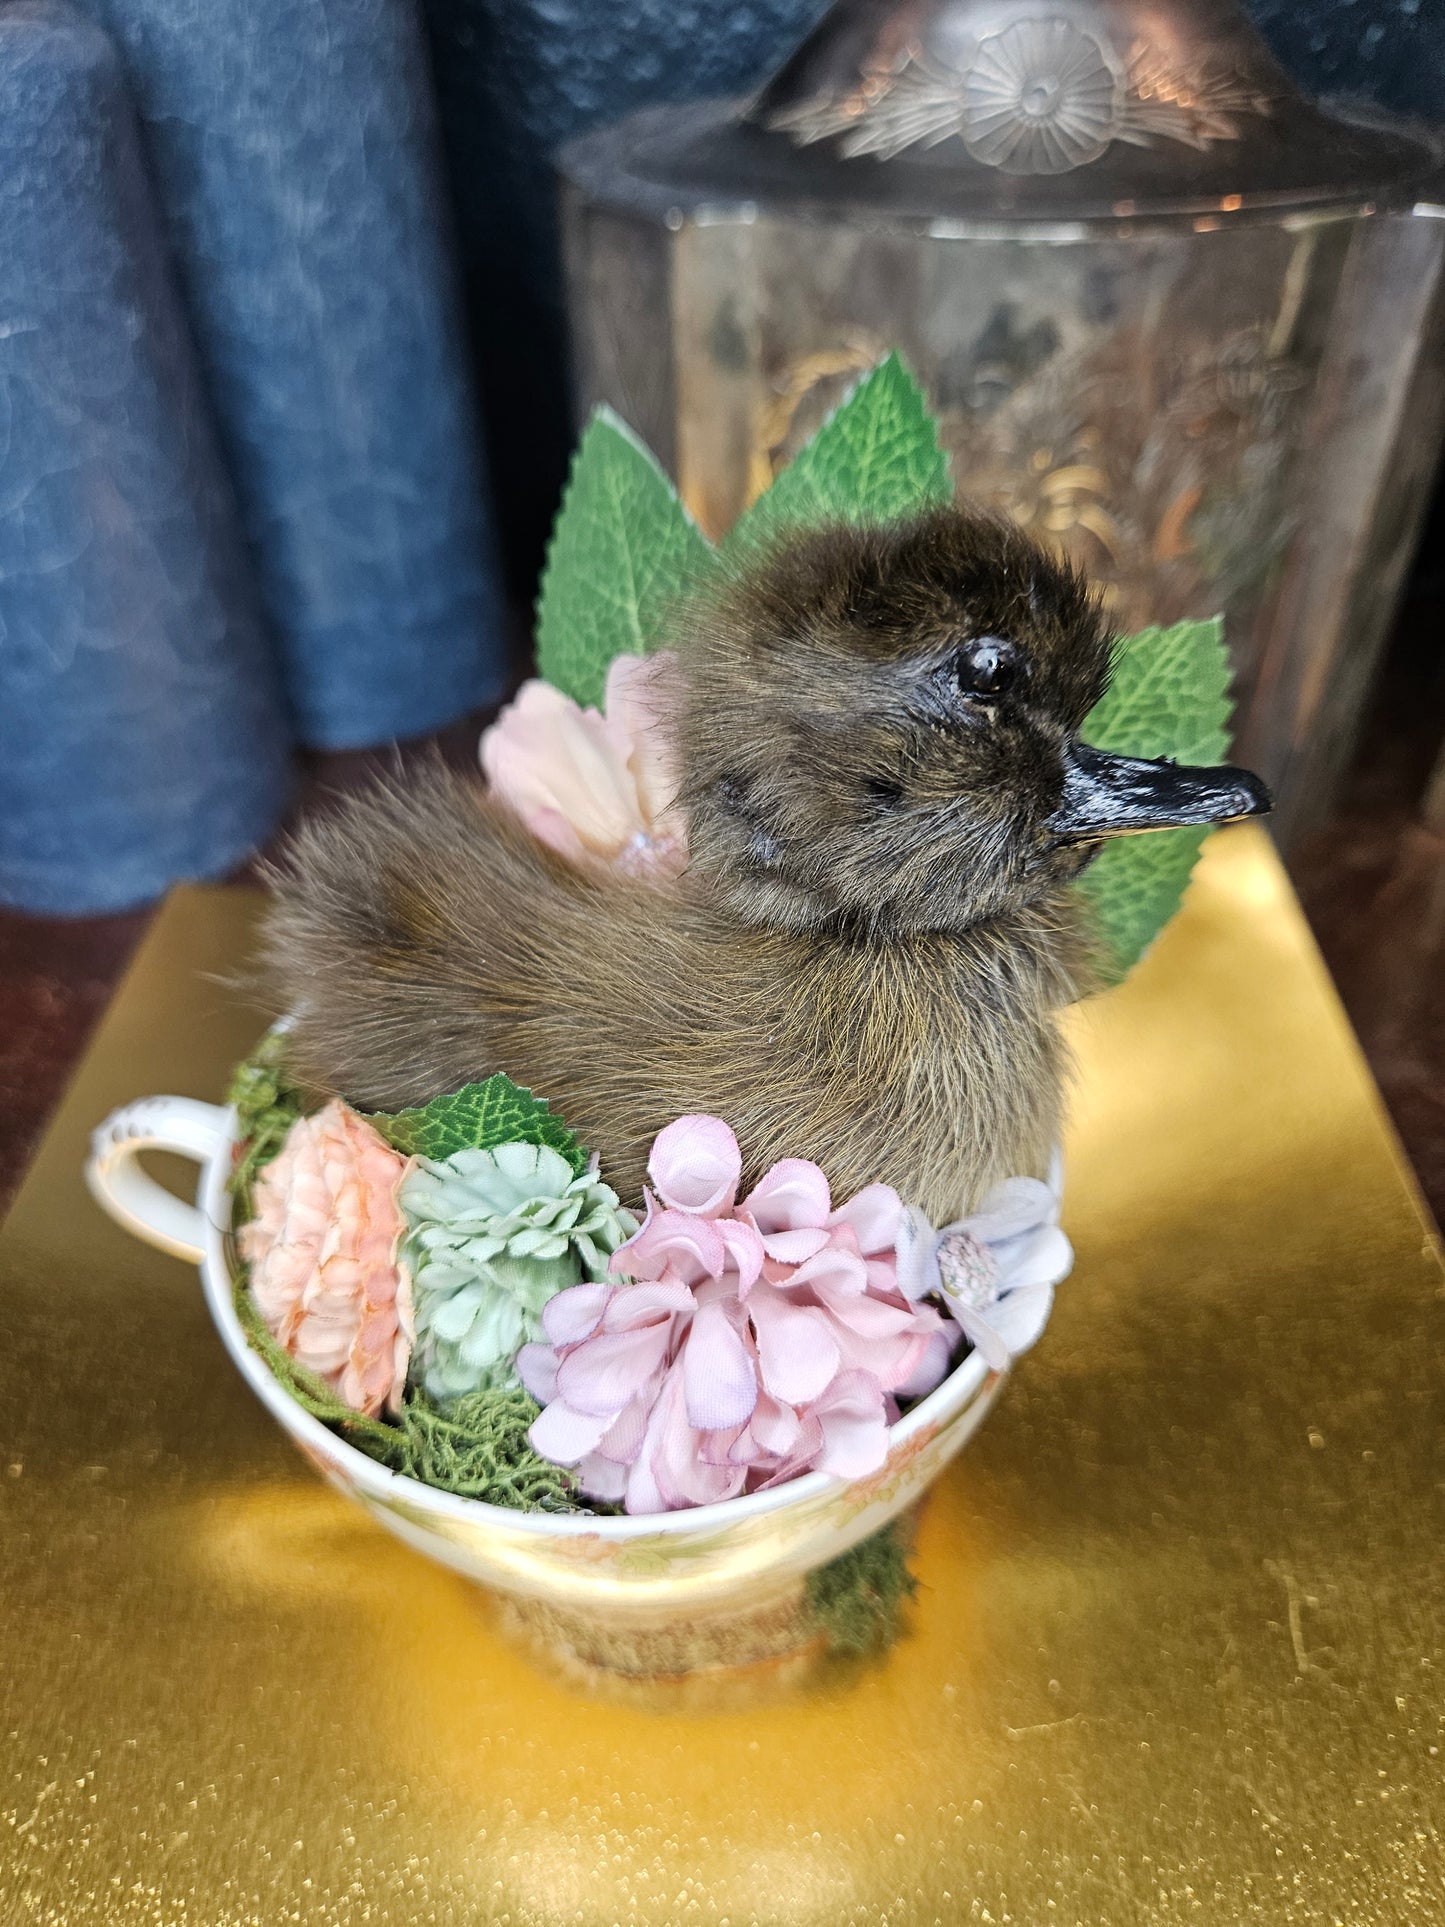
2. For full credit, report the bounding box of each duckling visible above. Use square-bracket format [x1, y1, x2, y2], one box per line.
[262, 508, 1268, 1222]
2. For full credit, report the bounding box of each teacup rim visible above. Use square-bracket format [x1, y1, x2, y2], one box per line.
[202, 1109, 1000, 1540]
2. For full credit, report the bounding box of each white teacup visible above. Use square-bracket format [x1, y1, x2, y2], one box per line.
[88, 1096, 1020, 1677]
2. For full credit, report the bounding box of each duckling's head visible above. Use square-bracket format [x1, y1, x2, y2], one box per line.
[677, 507, 1269, 935]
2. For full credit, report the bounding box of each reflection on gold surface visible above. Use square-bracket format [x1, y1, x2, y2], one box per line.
[2, 829, 1442, 1924]
[757, 302, 1311, 635]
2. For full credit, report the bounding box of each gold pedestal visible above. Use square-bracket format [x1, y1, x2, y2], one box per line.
[3, 825, 1441, 1924]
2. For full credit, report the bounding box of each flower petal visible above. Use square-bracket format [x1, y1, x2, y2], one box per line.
[622, 1442, 666, 1516]
[615, 1207, 728, 1284]
[599, 1277, 695, 1329]
[785, 1240, 870, 1299]
[963, 1177, 1055, 1245]
[633, 1368, 744, 1513]
[595, 1390, 653, 1464]
[540, 1281, 611, 1346]
[574, 1451, 629, 1503]
[864, 1256, 901, 1299]
[744, 1158, 831, 1233]
[813, 1370, 890, 1479]
[696, 1420, 747, 1466]
[682, 1300, 759, 1431]
[756, 1411, 825, 1488]
[717, 1218, 766, 1293]
[892, 1327, 956, 1399]
[749, 1284, 840, 1404]
[481, 679, 642, 859]
[605, 652, 683, 831]
[985, 1280, 1056, 1357]
[755, 1225, 830, 1266]
[952, 1307, 1012, 1374]
[739, 1391, 801, 1460]
[827, 1183, 902, 1254]
[818, 1286, 944, 1392]
[515, 1341, 559, 1404]
[556, 1322, 675, 1416]
[893, 1203, 940, 1303]
[528, 1398, 611, 1465]
[991, 1224, 1074, 1293]
[646, 1115, 741, 1216]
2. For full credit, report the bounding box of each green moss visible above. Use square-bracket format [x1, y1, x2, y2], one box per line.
[805, 1519, 918, 1656]
[233, 1278, 585, 1511]
[392, 1386, 582, 1511]
[226, 1028, 307, 1215]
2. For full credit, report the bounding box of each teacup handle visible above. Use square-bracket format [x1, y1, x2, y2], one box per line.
[86, 1097, 232, 1264]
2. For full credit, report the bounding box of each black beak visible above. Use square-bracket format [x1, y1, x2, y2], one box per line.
[1048, 742, 1272, 845]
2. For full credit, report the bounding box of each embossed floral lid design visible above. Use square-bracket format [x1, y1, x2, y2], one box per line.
[564, 0, 1439, 227]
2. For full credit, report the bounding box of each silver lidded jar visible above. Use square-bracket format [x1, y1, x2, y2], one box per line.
[559, 0, 1445, 838]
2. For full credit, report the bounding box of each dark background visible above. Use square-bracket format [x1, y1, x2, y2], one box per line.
[415, 0, 1445, 591]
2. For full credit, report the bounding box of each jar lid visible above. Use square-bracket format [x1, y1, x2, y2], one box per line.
[564, 0, 1440, 228]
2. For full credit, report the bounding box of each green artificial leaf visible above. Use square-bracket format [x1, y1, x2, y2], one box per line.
[368, 1073, 587, 1173]
[1082, 617, 1232, 768]
[1074, 617, 1234, 984]
[725, 352, 952, 553]
[535, 405, 711, 709]
[1077, 826, 1216, 986]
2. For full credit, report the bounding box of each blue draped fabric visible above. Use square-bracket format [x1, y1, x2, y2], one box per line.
[0, 0, 509, 911]
[0, 3, 293, 914]
[80, 0, 508, 749]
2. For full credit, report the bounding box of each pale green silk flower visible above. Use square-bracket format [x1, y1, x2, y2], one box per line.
[399, 1141, 636, 1404]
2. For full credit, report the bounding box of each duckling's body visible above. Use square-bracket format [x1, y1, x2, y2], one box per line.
[264, 509, 1267, 1218]
[269, 767, 1082, 1220]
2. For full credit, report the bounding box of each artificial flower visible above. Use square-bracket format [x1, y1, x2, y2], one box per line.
[401, 1142, 637, 1404]
[239, 1099, 414, 1418]
[480, 653, 686, 879]
[894, 1172, 1073, 1373]
[519, 1116, 948, 1513]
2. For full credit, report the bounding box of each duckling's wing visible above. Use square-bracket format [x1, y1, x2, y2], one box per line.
[261, 759, 631, 1114]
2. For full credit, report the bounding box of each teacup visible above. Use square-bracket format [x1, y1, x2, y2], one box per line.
[88, 1094, 1019, 1677]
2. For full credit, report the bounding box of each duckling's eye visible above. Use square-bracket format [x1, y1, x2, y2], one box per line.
[953, 637, 1018, 698]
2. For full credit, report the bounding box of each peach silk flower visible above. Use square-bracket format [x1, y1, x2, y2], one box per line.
[239, 1100, 415, 1418]
[479, 653, 686, 879]
[518, 1116, 952, 1514]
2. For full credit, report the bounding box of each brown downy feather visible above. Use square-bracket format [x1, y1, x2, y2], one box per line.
[263, 765, 1084, 1221]
[263, 509, 1114, 1220]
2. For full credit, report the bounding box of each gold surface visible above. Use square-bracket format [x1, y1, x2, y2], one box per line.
[2, 824, 1443, 1926]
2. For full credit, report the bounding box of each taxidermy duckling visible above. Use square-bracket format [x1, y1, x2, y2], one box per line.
[263, 508, 1268, 1222]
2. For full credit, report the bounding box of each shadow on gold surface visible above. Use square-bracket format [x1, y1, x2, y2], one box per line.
[2, 828, 1442, 1924]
